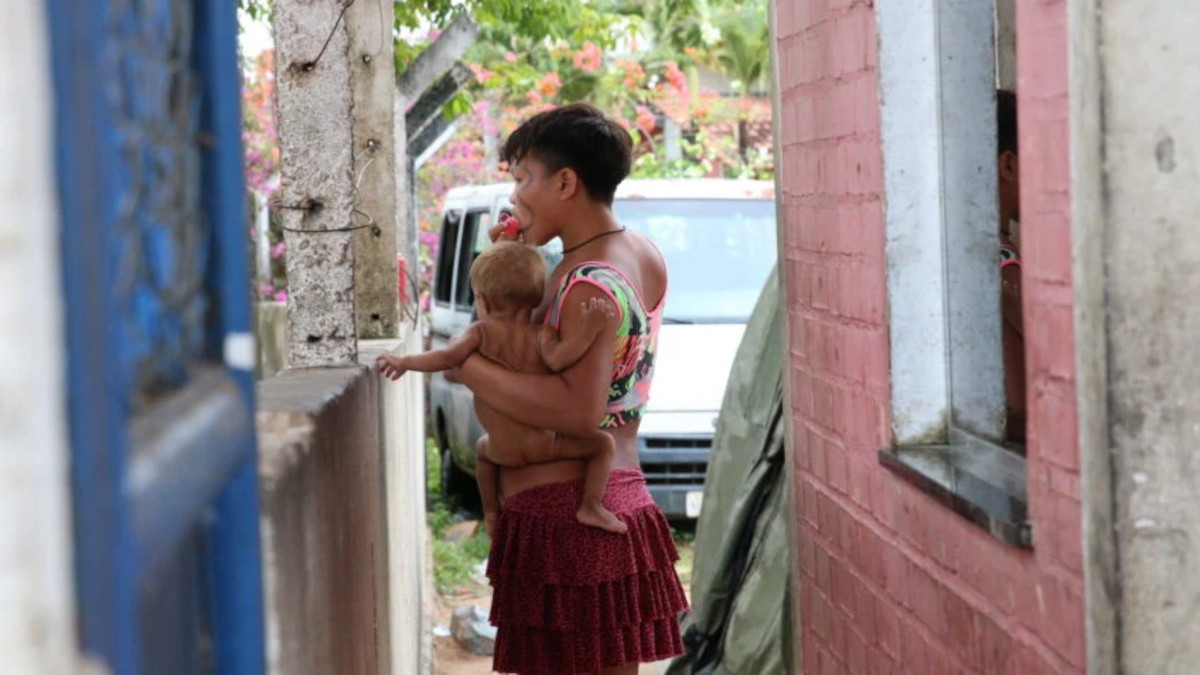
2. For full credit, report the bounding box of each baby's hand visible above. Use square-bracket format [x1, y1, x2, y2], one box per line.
[581, 297, 616, 333]
[375, 354, 408, 381]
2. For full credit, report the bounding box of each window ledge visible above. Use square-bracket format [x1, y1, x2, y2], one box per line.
[878, 437, 1032, 549]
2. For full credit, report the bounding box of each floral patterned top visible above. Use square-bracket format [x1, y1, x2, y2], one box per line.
[544, 261, 664, 428]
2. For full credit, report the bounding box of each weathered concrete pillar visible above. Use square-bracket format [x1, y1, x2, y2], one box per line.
[274, 0, 360, 365]
[346, 0, 400, 339]
[1072, 1, 1200, 673]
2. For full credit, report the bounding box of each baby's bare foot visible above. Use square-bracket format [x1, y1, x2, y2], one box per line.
[577, 503, 628, 535]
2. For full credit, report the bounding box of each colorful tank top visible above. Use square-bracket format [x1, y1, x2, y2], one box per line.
[544, 262, 664, 428]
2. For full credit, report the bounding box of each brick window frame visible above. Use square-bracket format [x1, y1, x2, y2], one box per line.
[874, 0, 1031, 548]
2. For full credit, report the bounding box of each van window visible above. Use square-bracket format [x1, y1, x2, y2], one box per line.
[454, 210, 491, 308]
[433, 210, 462, 306]
[613, 198, 776, 324]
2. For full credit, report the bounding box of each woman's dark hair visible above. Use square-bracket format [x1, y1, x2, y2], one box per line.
[500, 103, 634, 205]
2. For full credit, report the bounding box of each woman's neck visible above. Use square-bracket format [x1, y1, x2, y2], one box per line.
[558, 202, 621, 253]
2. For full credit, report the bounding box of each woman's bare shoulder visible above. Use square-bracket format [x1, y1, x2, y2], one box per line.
[623, 230, 666, 305]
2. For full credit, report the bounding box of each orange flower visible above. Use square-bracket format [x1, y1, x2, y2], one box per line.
[635, 106, 657, 133]
[618, 59, 646, 90]
[664, 61, 688, 93]
[537, 72, 562, 97]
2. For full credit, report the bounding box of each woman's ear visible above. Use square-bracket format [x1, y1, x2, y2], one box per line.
[557, 167, 581, 201]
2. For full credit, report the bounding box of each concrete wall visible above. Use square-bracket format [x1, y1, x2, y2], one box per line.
[360, 336, 432, 675]
[257, 301, 289, 380]
[258, 367, 392, 675]
[1072, 1, 1200, 673]
[0, 3, 83, 673]
[772, 0, 1084, 671]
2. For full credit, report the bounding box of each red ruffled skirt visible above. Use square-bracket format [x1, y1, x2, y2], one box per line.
[487, 468, 689, 675]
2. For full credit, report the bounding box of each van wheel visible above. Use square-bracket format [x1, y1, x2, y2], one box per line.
[441, 445, 471, 502]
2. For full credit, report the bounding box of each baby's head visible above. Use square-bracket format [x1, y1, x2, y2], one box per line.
[469, 241, 546, 318]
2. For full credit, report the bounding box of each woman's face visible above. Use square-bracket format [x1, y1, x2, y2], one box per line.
[509, 155, 566, 247]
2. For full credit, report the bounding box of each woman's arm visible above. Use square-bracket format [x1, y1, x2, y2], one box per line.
[452, 284, 619, 436]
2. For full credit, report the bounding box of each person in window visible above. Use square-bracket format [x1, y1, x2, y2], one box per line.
[998, 90, 1025, 443]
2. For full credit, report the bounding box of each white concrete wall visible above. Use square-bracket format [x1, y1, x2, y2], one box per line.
[1072, 1, 1200, 673]
[360, 335, 430, 675]
[0, 3, 80, 673]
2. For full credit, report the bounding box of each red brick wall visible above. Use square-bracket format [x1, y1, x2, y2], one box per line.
[772, 0, 1085, 672]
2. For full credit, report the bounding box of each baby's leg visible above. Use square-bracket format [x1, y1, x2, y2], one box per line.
[474, 435, 500, 539]
[564, 431, 627, 535]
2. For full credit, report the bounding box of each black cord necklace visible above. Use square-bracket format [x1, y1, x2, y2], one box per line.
[561, 227, 627, 255]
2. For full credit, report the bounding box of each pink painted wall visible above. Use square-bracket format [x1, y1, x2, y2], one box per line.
[772, 0, 1085, 672]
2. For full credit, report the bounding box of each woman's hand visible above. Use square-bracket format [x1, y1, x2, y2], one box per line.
[488, 213, 523, 244]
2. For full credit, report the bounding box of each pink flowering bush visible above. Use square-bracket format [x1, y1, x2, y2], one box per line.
[242, 49, 288, 302]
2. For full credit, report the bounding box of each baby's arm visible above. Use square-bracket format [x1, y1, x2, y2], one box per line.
[538, 297, 617, 373]
[376, 324, 483, 380]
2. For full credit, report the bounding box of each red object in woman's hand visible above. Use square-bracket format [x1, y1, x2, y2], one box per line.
[500, 214, 521, 236]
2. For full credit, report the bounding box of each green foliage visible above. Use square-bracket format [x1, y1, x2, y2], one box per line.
[425, 437, 491, 595]
[631, 151, 711, 180]
[713, 1, 770, 95]
[442, 91, 474, 121]
[237, 0, 271, 22]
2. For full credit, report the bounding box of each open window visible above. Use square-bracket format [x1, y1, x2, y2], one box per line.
[454, 210, 492, 310]
[433, 209, 462, 308]
[875, 0, 1029, 548]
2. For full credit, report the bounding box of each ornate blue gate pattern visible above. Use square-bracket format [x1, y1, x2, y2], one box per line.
[104, 0, 211, 412]
[49, 0, 265, 673]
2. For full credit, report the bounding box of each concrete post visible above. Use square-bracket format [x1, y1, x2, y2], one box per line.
[395, 14, 480, 102]
[395, 14, 480, 299]
[346, 0, 400, 340]
[274, 0, 360, 366]
[1073, 1, 1200, 673]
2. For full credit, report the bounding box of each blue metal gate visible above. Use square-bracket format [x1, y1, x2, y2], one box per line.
[48, 1, 265, 673]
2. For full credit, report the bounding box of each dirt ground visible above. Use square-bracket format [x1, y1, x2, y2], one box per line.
[432, 542, 694, 675]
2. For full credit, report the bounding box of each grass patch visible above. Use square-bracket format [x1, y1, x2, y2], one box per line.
[427, 437, 491, 595]
[671, 524, 697, 587]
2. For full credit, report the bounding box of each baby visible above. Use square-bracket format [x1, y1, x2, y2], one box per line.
[376, 241, 626, 536]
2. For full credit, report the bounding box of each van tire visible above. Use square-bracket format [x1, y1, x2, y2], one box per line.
[441, 445, 470, 502]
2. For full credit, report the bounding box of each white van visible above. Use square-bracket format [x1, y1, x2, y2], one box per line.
[428, 179, 777, 519]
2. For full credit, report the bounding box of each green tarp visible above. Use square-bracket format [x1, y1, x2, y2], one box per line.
[668, 266, 794, 675]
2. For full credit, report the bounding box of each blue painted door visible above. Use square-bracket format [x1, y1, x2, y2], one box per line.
[48, 1, 265, 673]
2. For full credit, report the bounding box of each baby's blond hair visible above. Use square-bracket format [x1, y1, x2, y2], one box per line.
[469, 241, 546, 310]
